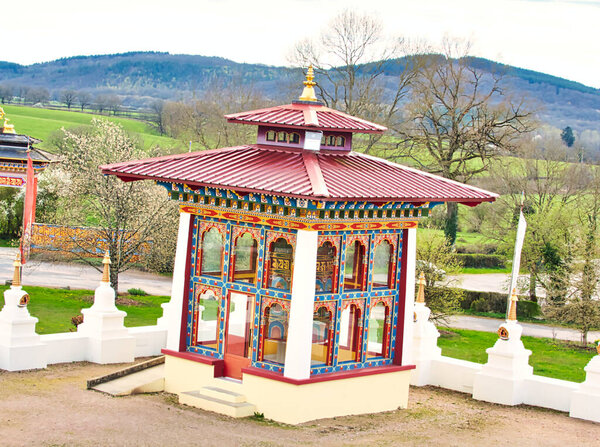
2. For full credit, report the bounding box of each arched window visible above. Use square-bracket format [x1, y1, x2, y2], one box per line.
[339, 303, 362, 362]
[266, 130, 276, 141]
[311, 306, 333, 366]
[265, 237, 294, 291]
[232, 233, 259, 284]
[367, 302, 390, 359]
[326, 135, 336, 146]
[193, 288, 220, 350]
[336, 136, 345, 147]
[344, 240, 366, 290]
[260, 303, 289, 364]
[315, 241, 337, 293]
[199, 227, 224, 277]
[372, 240, 393, 288]
[289, 132, 300, 144]
[277, 131, 287, 143]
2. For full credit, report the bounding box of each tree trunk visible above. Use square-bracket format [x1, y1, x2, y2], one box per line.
[528, 263, 537, 303]
[110, 264, 119, 293]
[444, 202, 458, 245]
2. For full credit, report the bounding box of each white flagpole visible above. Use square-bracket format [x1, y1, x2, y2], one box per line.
[507, 193, 527, 319]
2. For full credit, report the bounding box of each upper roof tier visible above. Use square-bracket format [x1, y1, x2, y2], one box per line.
[99, 144, 497, 204]
[0, 133, 56, 165]
[225, 102, 387, 134]
[225, 67, 386, 134]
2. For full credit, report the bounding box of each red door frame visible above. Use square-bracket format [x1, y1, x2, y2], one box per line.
[222, 291, 253, 379]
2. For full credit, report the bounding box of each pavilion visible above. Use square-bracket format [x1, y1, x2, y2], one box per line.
[100, 68, 497, 423]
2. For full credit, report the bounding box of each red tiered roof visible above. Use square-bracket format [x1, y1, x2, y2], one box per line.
[225, 102, 387, 134]
[100, 145, 497, 204]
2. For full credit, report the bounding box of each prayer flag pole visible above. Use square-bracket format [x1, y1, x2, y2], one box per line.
[507, 192, 527, 319]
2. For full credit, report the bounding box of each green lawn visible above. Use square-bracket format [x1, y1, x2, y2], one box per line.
[0, 285, 170, 334]
[1, 104, 187, 151]
[438, 327, 594, 383]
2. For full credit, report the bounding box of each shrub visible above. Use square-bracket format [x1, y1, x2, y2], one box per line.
[71, 314, 84, 328]
[127, 287, 148, 296]
[470, 297, 490, 312]
[456, 253, 506, 269]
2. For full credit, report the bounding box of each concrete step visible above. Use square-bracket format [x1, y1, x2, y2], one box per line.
[179, 390, 257, 418]
[201, 386, 246, 403]
[92, 364, 165, 396]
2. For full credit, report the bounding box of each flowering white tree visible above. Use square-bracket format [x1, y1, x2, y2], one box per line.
[55, 119, 177, 291]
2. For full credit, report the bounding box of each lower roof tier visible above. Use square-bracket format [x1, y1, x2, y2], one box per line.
[100, 144, 497, 205]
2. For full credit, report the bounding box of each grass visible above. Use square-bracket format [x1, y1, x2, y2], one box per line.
[438, 327, 595, 383]
[1, 104, 188, 151]
[0, 285, 170, 334]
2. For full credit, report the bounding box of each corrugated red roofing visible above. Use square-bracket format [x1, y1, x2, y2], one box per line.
[224, 102, 387, 134]
[100, 145, 497, 204]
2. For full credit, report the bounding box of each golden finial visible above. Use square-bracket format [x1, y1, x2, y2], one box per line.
[0, 107, 16, 134]
[12, 252, 22, 287]
[508, 288, 518, 322]
[299, 66, 318, 102]
[416, 272, 426, 304]
[102, 251, 111, 283]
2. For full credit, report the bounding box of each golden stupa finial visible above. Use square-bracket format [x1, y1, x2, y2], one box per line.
[102, 251, 111, 283]
[416, 272, 426, 304]
[508, 288, 518, 322]
[299, 65, 318, 102]
[0, 107, 16, 134]
[12, 252, 22, 287]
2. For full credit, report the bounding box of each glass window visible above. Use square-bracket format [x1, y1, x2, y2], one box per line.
[266, 237, 294, 291]
[194, 289, 220, 350]
[344, 240, 366, 290]
[311, 306, 333, 366]
[367, 302, 390, 359]
[289, 132, 300, 144]
[372, 240, 393, 288]
[233, 233, 258, 284]
[266, 130, 276, 141]
[199, 228, 223, 277]
[261, 303, 288, 364]
[327, 135, 336, 146]
[277, 131, 287, 143]
[225, 292, 253, 358]
[336, 136, 345, 147]
[338, 304, 362, 362]
[316, 242, 336, 293]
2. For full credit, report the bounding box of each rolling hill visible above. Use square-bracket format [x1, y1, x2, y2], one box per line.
[1, 51, 599, 134]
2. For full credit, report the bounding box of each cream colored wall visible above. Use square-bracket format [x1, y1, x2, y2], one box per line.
[243, 371, 411, 424]
[164, 355, 411, 425]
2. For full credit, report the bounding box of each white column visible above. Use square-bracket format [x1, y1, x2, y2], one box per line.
[0, 285, 47, 371]
[401, 227, 417, 366]
[78, 264, 135, 364]
[570, 349, 600, 422]
[284, 229, 318, 380]
[161, 212, 192, 351]
[472, 321, 533, 405]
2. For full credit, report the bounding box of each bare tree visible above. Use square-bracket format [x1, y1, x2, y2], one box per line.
[61, 89, 77, 110]
[149, 100, 166, 135]
[290, 10, 425, 153]
[0, 84, 13, 104]
[394, 40, 534, 244]
[77, 91, 92, 111]
[26, 87, 50, 105]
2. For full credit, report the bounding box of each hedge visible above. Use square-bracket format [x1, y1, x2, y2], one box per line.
[455, 253, 507, 269]
[425, 286, 541, 319]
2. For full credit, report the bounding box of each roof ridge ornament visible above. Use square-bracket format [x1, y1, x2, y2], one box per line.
[299, 66, 318, 102]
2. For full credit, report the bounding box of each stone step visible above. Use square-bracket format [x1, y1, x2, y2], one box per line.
[91, 364, 165, 396]
[201, 386, 246, 403]
[179, 390, 257, 418]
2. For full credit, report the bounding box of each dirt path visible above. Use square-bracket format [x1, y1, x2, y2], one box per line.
[0, 362, 598, 446]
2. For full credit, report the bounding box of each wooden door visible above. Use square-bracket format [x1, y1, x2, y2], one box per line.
[223, 292, 253, 379]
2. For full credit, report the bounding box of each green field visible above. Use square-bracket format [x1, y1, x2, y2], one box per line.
[0, 285, 170, 334]
[438, 327, 595, 383]
[1, 104, 186, 151]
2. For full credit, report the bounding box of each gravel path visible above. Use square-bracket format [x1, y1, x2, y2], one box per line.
[0, 362, 598, 446]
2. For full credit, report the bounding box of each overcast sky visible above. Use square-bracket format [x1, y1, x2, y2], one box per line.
[3, 0, 599, 88]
